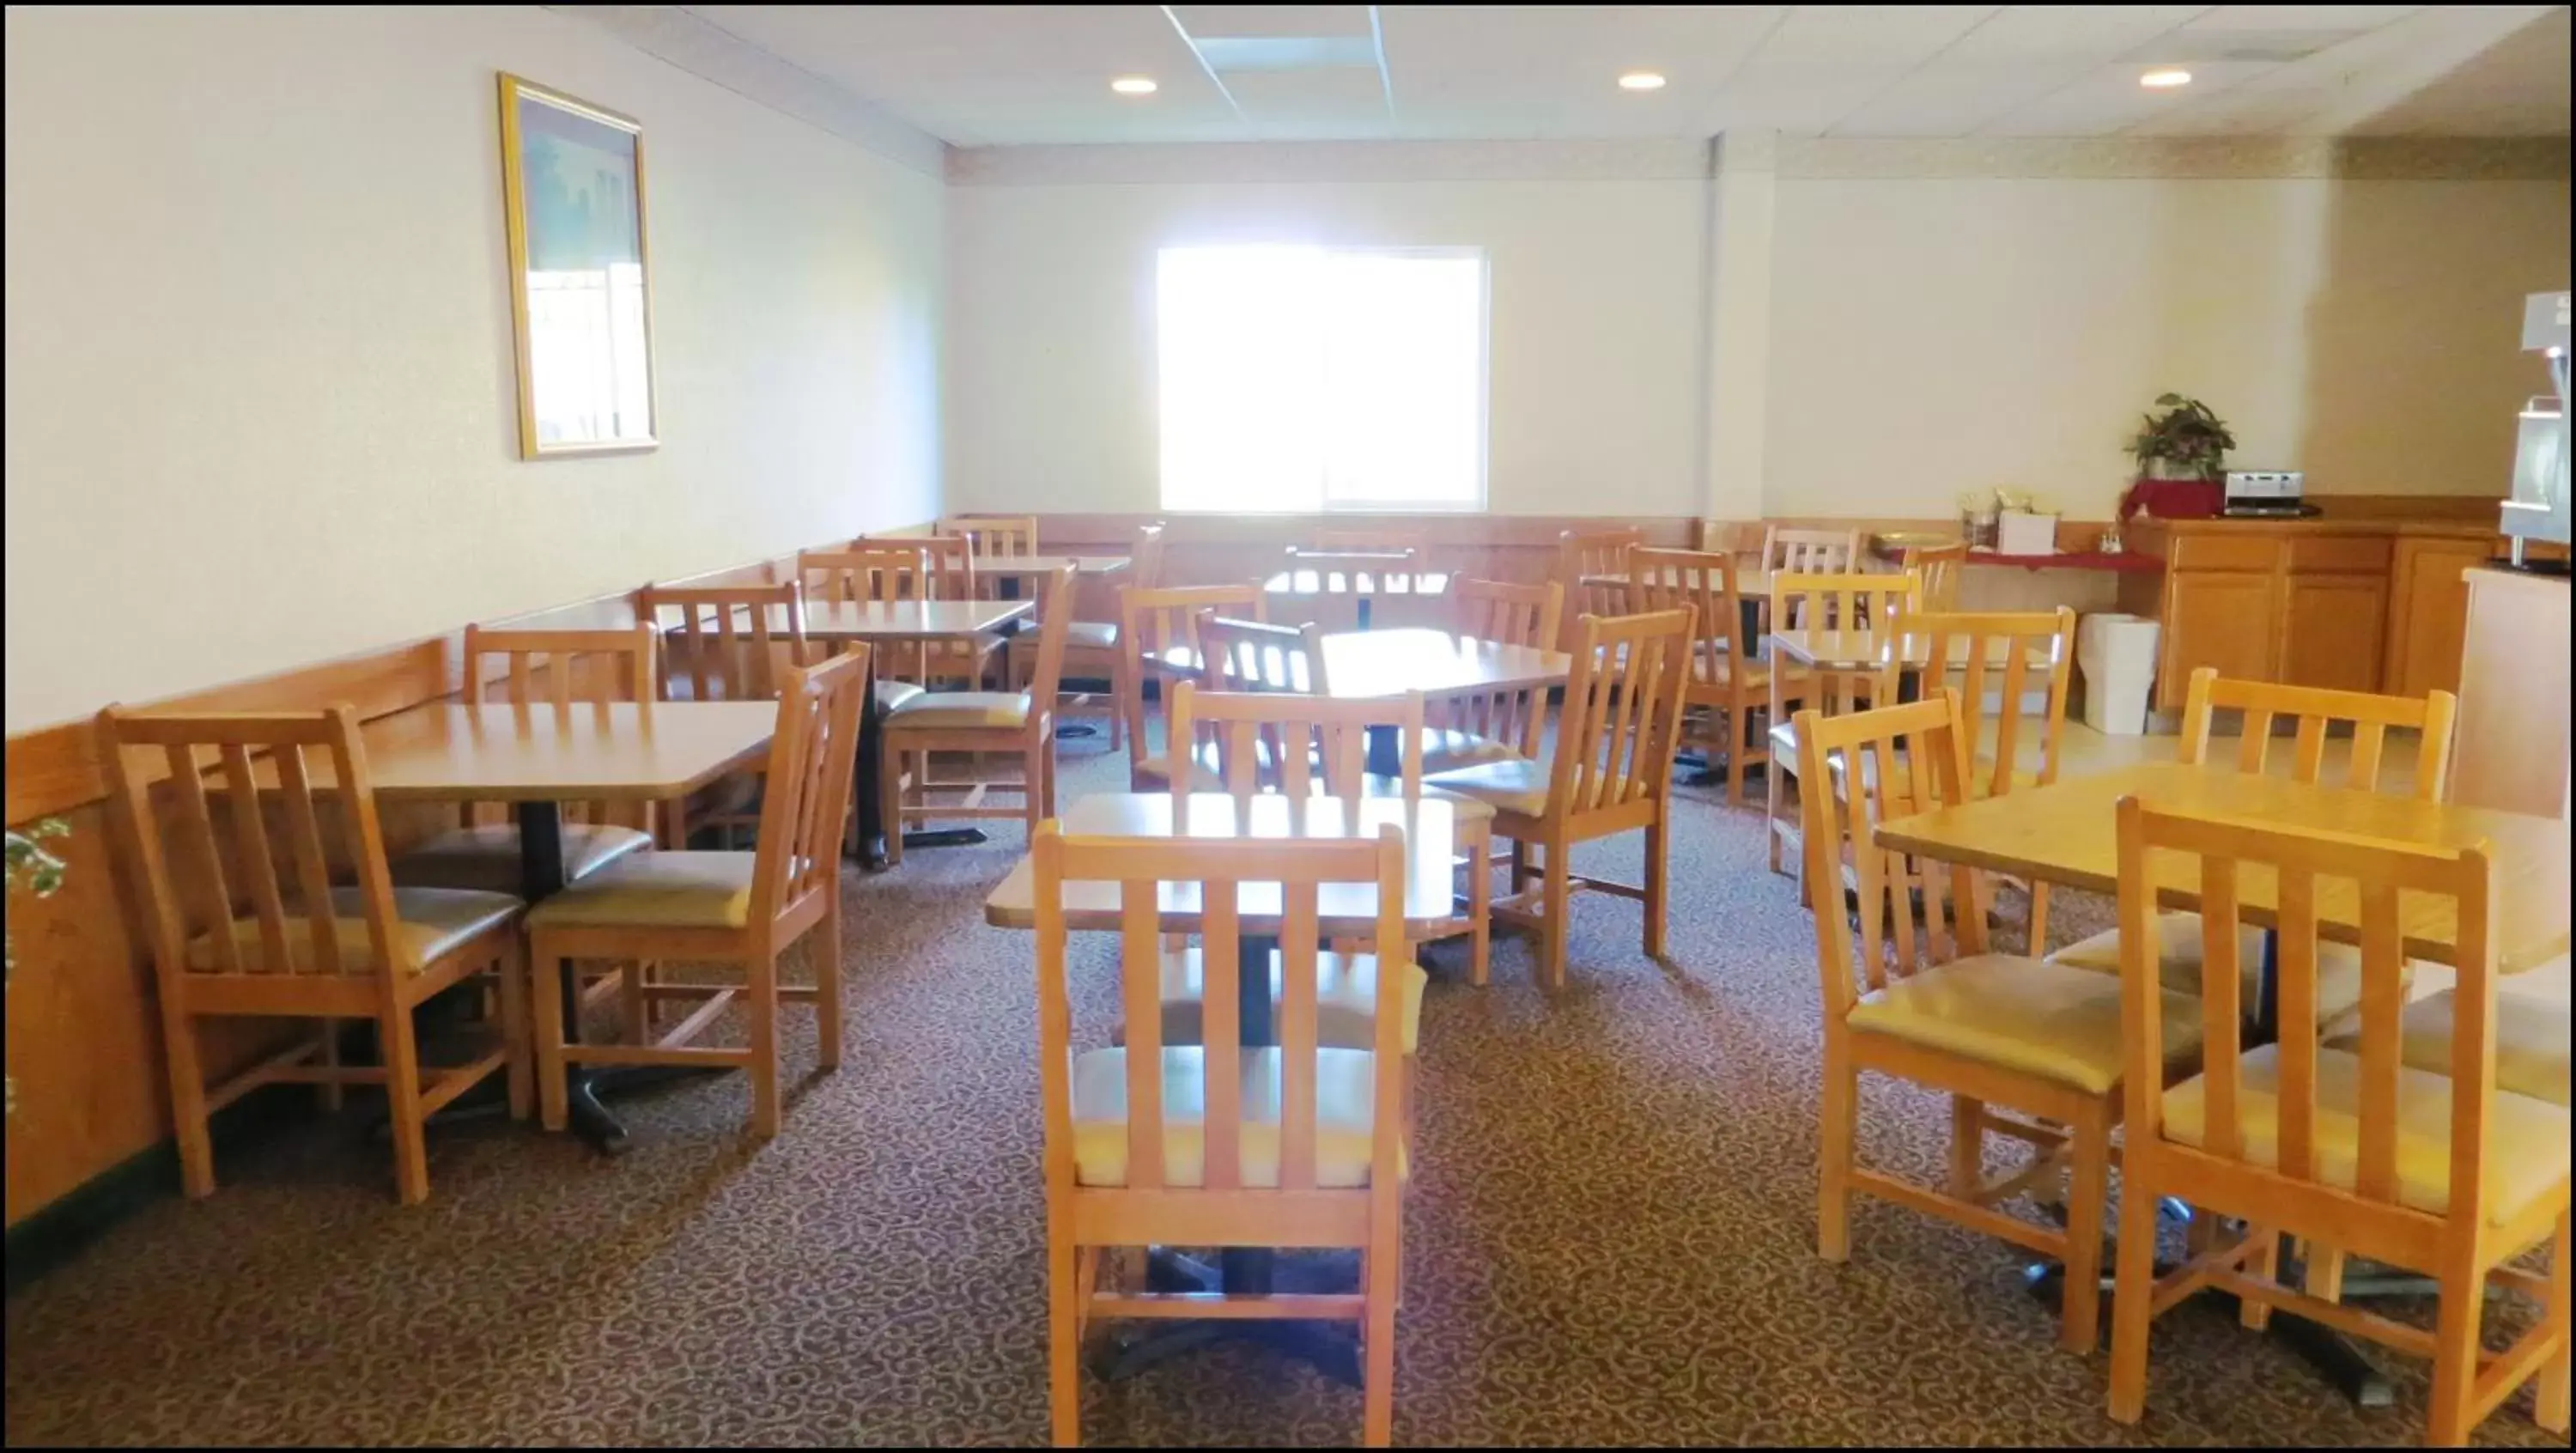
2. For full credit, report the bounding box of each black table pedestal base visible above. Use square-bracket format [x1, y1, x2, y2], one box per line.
[1089, 1248, 1364, 1386]
[902, 827, 989, 850]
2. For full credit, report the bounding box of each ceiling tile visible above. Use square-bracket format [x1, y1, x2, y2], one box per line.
[1225, 67, 1394, 140]
[1169, 6, 1374, 40]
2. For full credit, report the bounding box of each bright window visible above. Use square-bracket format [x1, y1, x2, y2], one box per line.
[1157, 246, 1488, 514]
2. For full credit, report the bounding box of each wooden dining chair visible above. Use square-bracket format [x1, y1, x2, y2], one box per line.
[1431, 578, 1561, 775]
[939, 514, 1039, 559]
[98, 704, 529, 1205]
[1196, 611, 1329, 694]
[526, 648, 870, 1141]
[1794, 692, 2204, 1353]
[627, 581, 833, 856]
[1013, 521, 1164, 751]
[1552, 526, 1644, 653]
[1276, 549, 1422, 635]
[880, 564, 1076, 862]
[1904, 608, 2077, 950]
[1899, 540, 1971, 612]
[1032, 822, 1412, 1447]
[2104, 798, 2568, 1444]
[1762, 525, 1864, 575]
[1763, 571, 1920, 885]
[916, 533, 1005, 689]
[1628, 546, 1793, 806]
[799, 543, 928, 607]
[1426, 607, 1696, 988]
[389, 624, 659, 891]
[2050, 666, 2459, 1032]
[1115, 582, 1267, 790]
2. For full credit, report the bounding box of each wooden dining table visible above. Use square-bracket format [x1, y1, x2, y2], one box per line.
[1263, 566, 1450, 630]
[1874, 758, 2573, 1404]
[352, 700, 782, 1152]
[1156, 627, 1571, 774]
[985, 790, 1460, 1387]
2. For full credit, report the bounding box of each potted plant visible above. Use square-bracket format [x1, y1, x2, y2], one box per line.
[2129, 393, 2236, 481]
[6, 819, 69, 1116]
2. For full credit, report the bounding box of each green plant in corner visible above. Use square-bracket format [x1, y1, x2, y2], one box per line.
[6, 818, 70, 1116]
[2129, 392, 2236, 481]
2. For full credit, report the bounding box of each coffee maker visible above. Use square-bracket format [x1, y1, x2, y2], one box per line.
[2501, 290, 2572, 569]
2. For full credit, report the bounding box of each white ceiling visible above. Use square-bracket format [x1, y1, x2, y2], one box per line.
[683, 4, 2573, 146]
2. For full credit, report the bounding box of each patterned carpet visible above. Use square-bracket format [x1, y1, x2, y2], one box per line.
[3, 739, 2560, 1447]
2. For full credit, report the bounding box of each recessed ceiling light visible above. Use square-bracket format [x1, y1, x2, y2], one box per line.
[1110, 76, 1157, 96]
[2139, 68, 2193, 89]
[1618, 71, 1668, 93]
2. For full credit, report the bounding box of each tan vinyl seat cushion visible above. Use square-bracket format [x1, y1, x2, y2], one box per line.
[2050, 914, 2385, 1031]
[875, 678, 927, 713]
[185, 886, 522, 974]
[389, 823, 651, 896]
[1423, 756, 1551, 818]
[1418, 727, 1524, 775]
[2160, 1044, 2571, 1227]
[1845, 952, 2206, 1097]
[1069, 1045, 1399, 1189]
[1157, 947, 1428, 1055]
[525, 851, 757, 930]
[1061, 621, 1118, 650]
[2325, 988, 2572, 1108]
[884, 690, 1031, 731]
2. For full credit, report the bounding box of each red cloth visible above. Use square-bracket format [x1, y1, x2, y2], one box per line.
[2121, 477, 2222, 520]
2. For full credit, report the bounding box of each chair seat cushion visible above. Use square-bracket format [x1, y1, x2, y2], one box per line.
[1418, 727, 1523, 775]
[1845, 952, 2205, 1096]
[525, 851, 757, 930]
[2160, 1043, 2570, 1227]
[2327, 986, 2569, 1108]
[1422, 756, 1550, 818]
[885, 690, 1031, 731]
[1157, 948, 1428, 1055]
[185, 886, 522, 973]
[1069, 1045, 1397, 1189]
[2050, 914, 2385, 1031]
[390, 823, 651, 895]
[875, 678, 927, 713]
[1062, 621, 1117, 650]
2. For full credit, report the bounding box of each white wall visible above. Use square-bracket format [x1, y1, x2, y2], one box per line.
[945, 159, 1708, 519]
[2, 6, 944, 733]
[1766, 173, 2573, 519]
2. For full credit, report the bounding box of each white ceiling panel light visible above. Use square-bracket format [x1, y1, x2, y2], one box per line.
[1111, 76, 1159, 95]
[1617, 70, 1668, 91]
[2139, 67, 2193, 88]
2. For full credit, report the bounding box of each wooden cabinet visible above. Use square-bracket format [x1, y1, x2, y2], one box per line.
[2154, 569, 2278, 702]
[2381, 534, 2496, 697]
[2281, 573, 2389, 693]
[2451, 566, 2571, 817]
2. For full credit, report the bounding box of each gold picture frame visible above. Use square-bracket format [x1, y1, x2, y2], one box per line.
[497, 73, 659, 458]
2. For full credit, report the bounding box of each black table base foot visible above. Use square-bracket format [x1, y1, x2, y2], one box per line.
[902, 827, 990, 849]
[566, 1064, 732, 1156]
[1054, 723, 1100, 739]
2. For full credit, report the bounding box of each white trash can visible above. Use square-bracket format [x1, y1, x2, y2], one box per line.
[2078, 612, 2161, 735]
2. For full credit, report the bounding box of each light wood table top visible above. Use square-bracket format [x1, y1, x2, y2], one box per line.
[300, 702, 781, 804]
[1768, 629, 2058, 673]
[974, 554, 1129, 577]
[1155, 629, 1569, 699]
[984, 792, 1460, 933]
[763, 599, 1031, 641]
[1263, 569, 1452, 596]
[1874, 761, 2573, 972]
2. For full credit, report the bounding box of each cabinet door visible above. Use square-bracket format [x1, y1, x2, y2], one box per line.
[2159, 572, 2279, 702]
[2281, 574, 2389, 693]
[2383, 538, 2494, 698]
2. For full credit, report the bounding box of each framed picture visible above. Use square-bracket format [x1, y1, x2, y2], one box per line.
[496, 73, 658, 457]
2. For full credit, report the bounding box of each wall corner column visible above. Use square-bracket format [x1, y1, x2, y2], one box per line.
[1700, 128, 1777, 526]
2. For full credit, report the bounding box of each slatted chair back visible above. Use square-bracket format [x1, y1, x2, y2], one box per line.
[1030, 823, 1410, 1194]
[2113, 798, 2500, 1268]
[1116, 584, 1267, 783]
[2177, 668, 2458, 801]
[800, 544, 928, 605]
[461, 623, 657, 828]
[1550, 608, 1697, 822]
[1763, 526, 1863, 575]
[1554, 526, 1644, 647]
[1439, 577, 1562, 761]
[1314, 529, 1433, 568]
[99, 705, 404, 981]
[1769, 569, 1919, 635]
[746, 649, 872, 933]
[633, 583, 811, 704]
[1900, 539, 1972, 612]
[1130, 521, 1170, 590]
[1906, 607, 2076, 798]
[914, 532, 981, 601]
[940, 515, 1039, 559]
[1628, 546, 1749, 684]
[1195, 611, 1327, 695]
[1168, 683, 1425, 801]
[1793, 692, 1989, 1018]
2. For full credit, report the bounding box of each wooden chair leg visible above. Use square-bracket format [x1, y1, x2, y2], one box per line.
[1362, 1221, 1400, 1448]
[1025, 739, 1047, 838]
[748, 952, 783, 1139]
[816, 902, 847, 1073]
[158, 992, 217, 1200]
[2105, 1146, 2163, 1423]
[531, 937, 570, 1133]
[2240, 1228, 2279, 1330]
[1948, 1097, 1984, 1198]
[497, 944, 532, 1122]
[2304, 1243, 2347, 1304]
[2426, 1244, 2487, 1447]
[2058, 1101, 2113, 1353]
[2537, 1207, 2570, 1434]
[1765, 756, 1787, 875]
[1540, 841, 1571, 991]
[879, 739, 905, 868]
[1642, 816, 1669, 958]
[1817, 1037, 1856, 1261]
[2028, 880, 2055, 955]
[380, 1001, 431, 1207]
[618, 962, 647, 1045]
[1467, 832, 1492, 988]
[1048, 1219, 1084, 1448]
